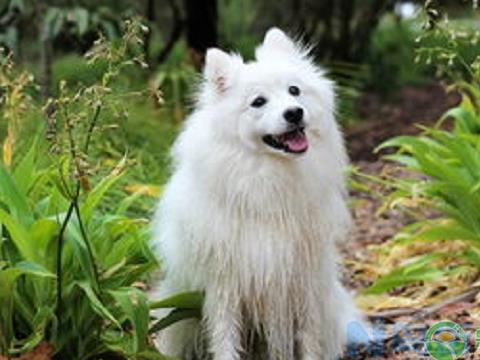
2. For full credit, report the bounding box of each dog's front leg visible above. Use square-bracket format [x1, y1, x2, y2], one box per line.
[298, 281, 347, 360]
[204, 290, 242, 360]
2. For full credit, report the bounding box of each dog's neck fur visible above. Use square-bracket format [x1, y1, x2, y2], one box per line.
[176, 119, 345, 215]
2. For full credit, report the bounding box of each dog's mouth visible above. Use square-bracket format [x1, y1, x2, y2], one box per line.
[262, 127, 309, 154]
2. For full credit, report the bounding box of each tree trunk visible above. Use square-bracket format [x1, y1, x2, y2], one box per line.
[183, 0, 217, 69]
[350, 0, 394, 62]
[156, 0, 184, 66]
[338, 0, 355, 61]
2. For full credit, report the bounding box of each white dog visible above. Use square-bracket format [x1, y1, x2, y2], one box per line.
[152, 28, 361, 360]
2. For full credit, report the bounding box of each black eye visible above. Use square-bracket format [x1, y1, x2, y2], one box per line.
[251, 96, 267, 108]
[289, 85, 300, 96]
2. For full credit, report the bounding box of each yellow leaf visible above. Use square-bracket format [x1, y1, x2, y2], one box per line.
[124, 183, 162, 197]
[356, 294, 417, 312]
[2, 131, 14, 168]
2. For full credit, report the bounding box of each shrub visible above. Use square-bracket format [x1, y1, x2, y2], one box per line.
[362, 1, 480, 295]
[0, 18, 208, 360]
[52, 54, 108, 90]
[364, 86, 480, 294]
[0, 18, 207, 359]
[366, 14, 428, 93]
[151, 48, 196, 123]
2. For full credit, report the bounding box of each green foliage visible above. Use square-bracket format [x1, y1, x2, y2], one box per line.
[0, 19, 202, 359]
[41, 5, 120, 42]
[52, 54, 108, 90]
[363, 2, 480, 295]
[325, 61, 366, 125]
[218, 0, 258, 59]
[365, 88, 480, 294]
[149, 291, 203, 333]
[366, 14, 428, 93]
[151, 43, 196, 123]
[416, 17, 480, 84]
[0, 141, 158, 358]
[364, 254, 446, 295]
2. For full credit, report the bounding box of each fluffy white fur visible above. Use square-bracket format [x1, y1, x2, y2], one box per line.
[151, 28, 361, 360]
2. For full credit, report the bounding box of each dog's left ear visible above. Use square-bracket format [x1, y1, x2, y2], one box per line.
[256, 28, 299, 60]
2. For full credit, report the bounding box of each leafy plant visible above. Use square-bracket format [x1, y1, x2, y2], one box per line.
[0, 19, 158, 359]
[41, 5, 120, 43]
[0, 18, 207, 359]
[363, 85, 480, 294]
[359, 0, 480, 297]
[366, 14, 428, 93]
[415, 0, 480, 85]
[151, 43, 196, 123]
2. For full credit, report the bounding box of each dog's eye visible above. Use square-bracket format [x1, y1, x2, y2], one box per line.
[251, 96, 267, 108]
[288, 85, 301, 96]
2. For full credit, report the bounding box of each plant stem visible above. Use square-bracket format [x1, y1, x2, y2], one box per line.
[73, 201, 99, 290]
[55, 103, 102, 316]
[83, 103, 101, 154]
[55, 202, 75, 314]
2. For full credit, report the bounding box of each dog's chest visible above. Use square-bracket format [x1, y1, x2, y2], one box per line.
[187, 162, 334, 289]
[198, 202, 323, 289]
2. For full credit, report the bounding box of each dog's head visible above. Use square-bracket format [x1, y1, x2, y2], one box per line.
[198, 28, 336, 158]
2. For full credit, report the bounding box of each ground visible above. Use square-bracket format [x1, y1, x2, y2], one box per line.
[341, 83, 480, 359]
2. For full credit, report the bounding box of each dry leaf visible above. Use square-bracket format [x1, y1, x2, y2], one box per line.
[0, 342, 53, 360]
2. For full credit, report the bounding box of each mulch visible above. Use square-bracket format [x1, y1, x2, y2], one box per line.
[346, 82, 460, 162]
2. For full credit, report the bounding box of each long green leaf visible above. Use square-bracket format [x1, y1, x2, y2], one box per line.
[149, 291, 204, 310]
[75, 280, 120, 329]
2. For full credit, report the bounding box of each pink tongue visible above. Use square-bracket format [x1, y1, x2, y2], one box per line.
[285, 134, 309, 152]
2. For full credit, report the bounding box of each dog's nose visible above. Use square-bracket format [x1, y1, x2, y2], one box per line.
[283, 107, 304, 124]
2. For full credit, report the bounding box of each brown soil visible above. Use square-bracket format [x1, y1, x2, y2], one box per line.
[346, 82, 460, 162]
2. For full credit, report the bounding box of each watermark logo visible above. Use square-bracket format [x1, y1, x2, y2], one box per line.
[424, 321, 467, 360]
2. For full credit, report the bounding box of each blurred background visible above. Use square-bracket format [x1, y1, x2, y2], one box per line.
[1, 1, 480, 359]
[0, 0, 477, 173]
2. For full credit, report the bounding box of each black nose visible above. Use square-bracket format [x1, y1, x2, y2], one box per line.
[283, 107, 304, 124]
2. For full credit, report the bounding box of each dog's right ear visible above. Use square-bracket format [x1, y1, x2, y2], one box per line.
[204, 48, 242, 93]
[256, 28, 301, 61]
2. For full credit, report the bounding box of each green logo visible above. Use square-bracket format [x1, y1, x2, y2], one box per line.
[425, 321, 467, 360]
[476, 328, 480, 349]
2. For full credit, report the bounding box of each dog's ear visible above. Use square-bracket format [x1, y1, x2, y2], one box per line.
[204, 48, 242, 93]
[256, 28, 298, 60]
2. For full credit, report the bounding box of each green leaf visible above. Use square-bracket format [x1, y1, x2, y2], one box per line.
[75, 280, 120, 329]
[0, 207, 35, 262]
[375, 135, 426, 153]
[42, 7, 65, 41]
[72, 7, 89, 35]
[66, 216, 99, 290]
[0, 262, 55, 346]
[110, 288, 149, 354]
[14, 261, 55, 278]
[81, 157, 126, 221]
[13, 138, 38, 195]
[149, 308, 201, 334]
[9, 306, 54, 355]
[0, 164, 33, 227]
[149, 291, 204, 310]
[363, 254, 445, 295]
[412, 220, 480, 244]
